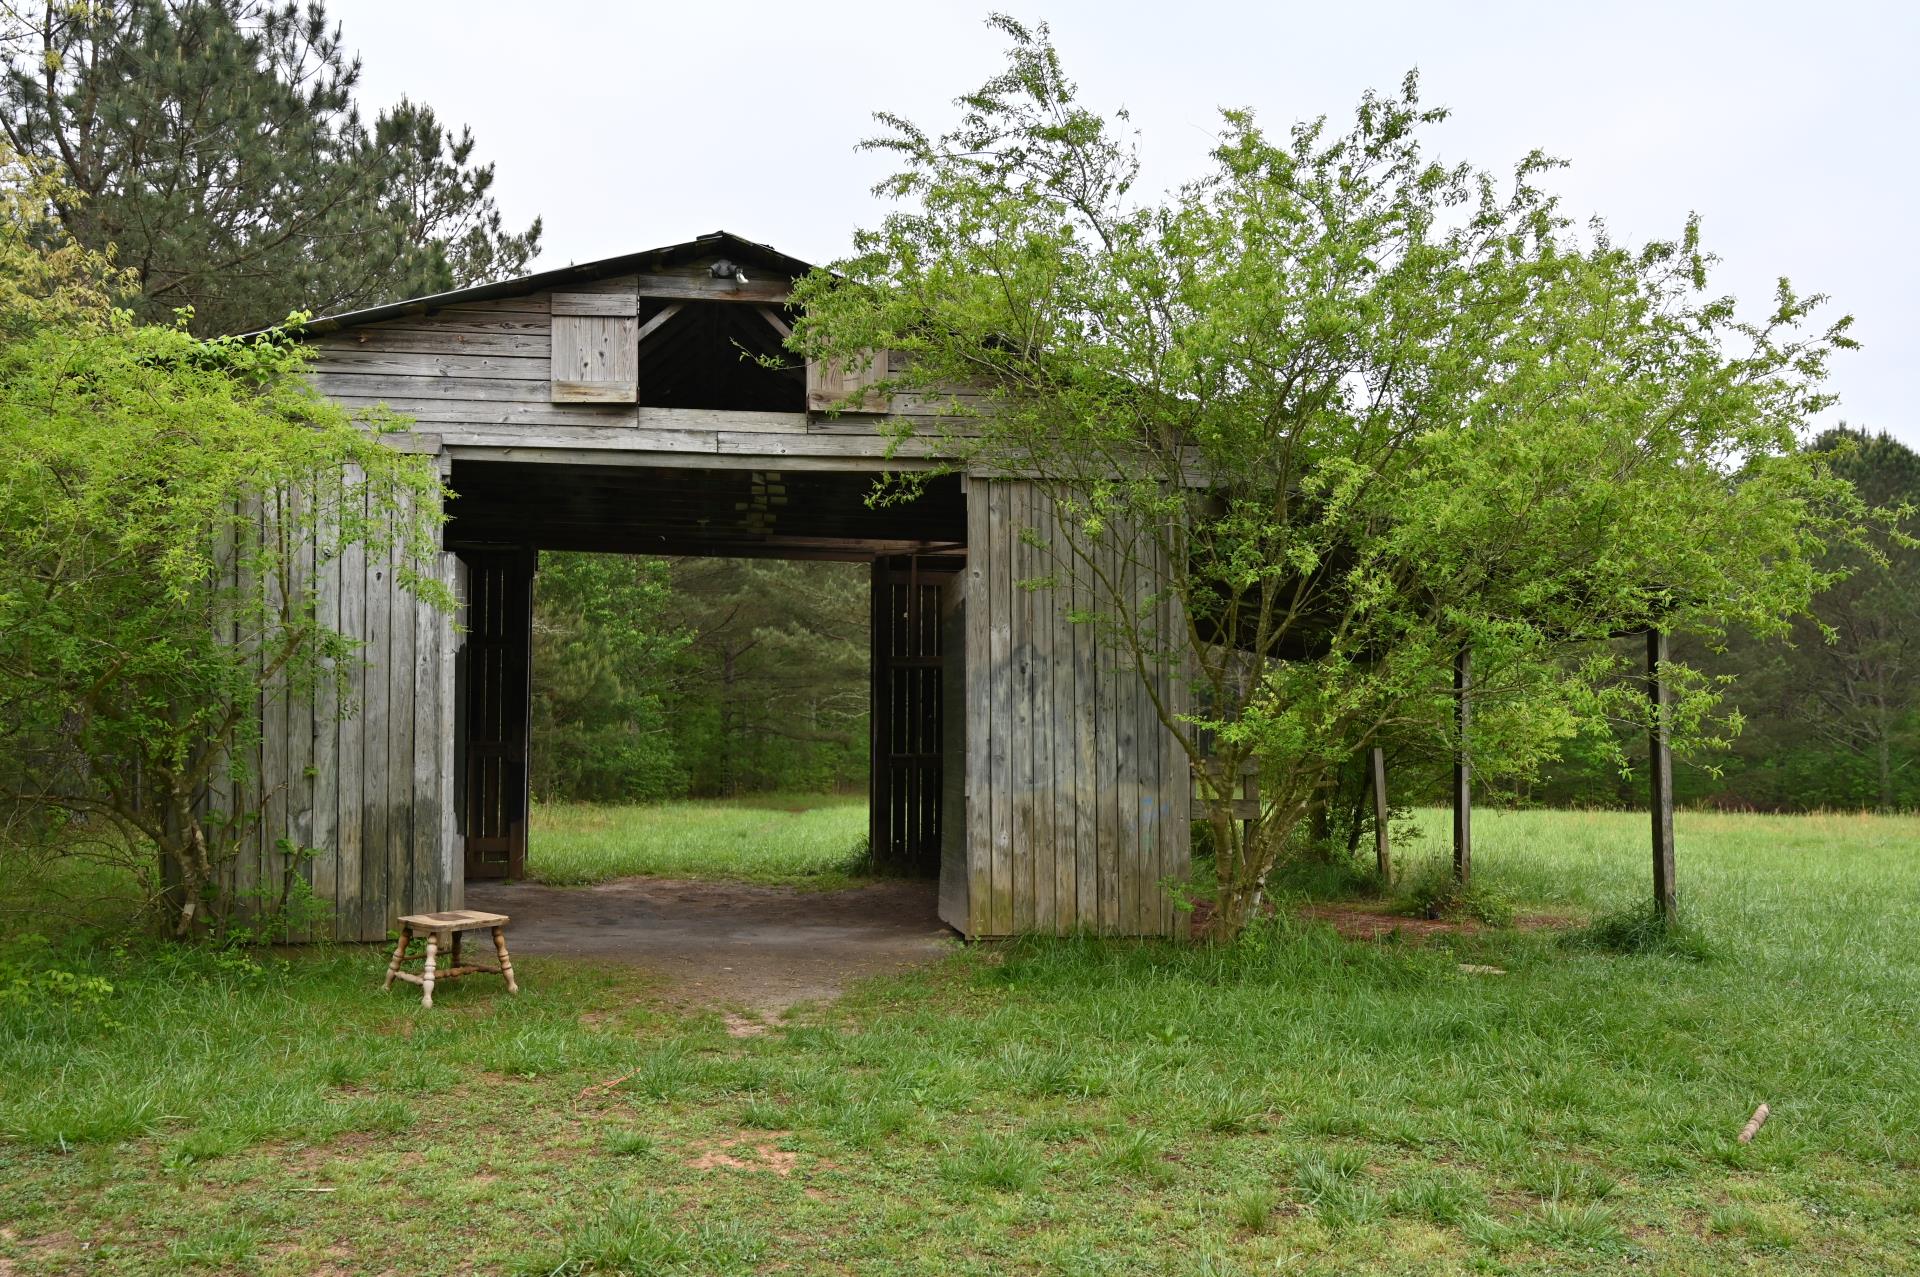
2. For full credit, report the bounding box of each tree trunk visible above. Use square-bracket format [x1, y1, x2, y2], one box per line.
[1877, 729, 1893, 812]
[1207, 803, 1244, 940]
[721, 649, 737, 797]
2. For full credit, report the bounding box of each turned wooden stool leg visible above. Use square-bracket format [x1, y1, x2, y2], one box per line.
[383, 927, 412, 990]
[421, 932, 439, 1009]
[450, 929, 463, 970]
[492, 926, 518, 994]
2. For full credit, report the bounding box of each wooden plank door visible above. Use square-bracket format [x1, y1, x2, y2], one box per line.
[870, 556, 954, 875]
[458, 549, 535, 879]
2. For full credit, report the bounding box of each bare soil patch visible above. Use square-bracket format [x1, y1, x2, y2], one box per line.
[1298, 902, 1574, 941]
[465, 876, 957, 1014]
[722, 1011, 772, 1038]
[683, 1136, 799, 1176]
[1189, 898, 1574, 941]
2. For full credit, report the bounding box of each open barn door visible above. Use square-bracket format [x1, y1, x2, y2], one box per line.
[457, 548, 535, 880]
[870, 555, 957, 875]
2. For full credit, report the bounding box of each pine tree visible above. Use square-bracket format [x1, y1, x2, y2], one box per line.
[529, 554, 689, 804]
[1783, 429, 1920, 808]
[0, 0, 540, 333]
[669, 558, 869, 797]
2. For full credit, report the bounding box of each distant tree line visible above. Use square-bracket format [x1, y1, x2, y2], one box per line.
[1530, 428, 1919, 812]
[529, 555, 869, 804]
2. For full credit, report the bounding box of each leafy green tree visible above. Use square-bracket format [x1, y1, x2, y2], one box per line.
[0, 0, 540, 333]
[0, 151, 446, 935]
[794, 19, 1884, 936]
[530, 553, 689, 804]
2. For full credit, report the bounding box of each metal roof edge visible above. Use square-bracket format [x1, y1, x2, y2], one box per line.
[272, 230, 816, 337]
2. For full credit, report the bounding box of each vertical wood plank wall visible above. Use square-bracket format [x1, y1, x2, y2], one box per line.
[963, 477, 1189, 937]
[219, 467, 459, 942]
[937, 575, 970, 930]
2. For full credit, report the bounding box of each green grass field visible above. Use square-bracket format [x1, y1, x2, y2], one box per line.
[1, 807, 1916, 1274]
[527, 793, 869, 886]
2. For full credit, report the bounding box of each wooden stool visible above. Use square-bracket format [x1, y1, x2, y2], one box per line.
[382, 910, 518, 1008]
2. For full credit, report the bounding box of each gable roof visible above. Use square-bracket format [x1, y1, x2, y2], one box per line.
[292, 230, 814, 335]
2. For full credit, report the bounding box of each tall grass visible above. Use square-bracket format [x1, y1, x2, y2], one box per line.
[527, 793, 870, 886]
[1395, 807, 1920, 961]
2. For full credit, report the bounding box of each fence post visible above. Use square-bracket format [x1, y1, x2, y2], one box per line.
[1647, 628, 1677, 924]
[1369, 746, 1391, 880]
[1452, 645, 1471, 883]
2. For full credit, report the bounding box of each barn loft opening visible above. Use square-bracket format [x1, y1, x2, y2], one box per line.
[633, 299, 803, 413]
[442, 459, 967, 885]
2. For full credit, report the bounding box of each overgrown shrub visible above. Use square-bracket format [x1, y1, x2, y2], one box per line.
[0, 934, 114, 1020]
[1401, 859, 1516, 927]
[0, 151, 448, 938]
[1566, 900, 1716, 961]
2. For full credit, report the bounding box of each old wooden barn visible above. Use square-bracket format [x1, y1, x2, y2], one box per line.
[239, 232, 1191, 942]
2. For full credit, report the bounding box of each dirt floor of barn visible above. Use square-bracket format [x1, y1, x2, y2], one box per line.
[465, 876, 958, 1015]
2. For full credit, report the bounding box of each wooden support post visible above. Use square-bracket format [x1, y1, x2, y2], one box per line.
[1648, 628, 1677, 925]
[1369, 746, 1392, 880]
[1452, 646, 1472, 884]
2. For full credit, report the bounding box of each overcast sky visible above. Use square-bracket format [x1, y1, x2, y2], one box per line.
[325, 0, 1916, 446]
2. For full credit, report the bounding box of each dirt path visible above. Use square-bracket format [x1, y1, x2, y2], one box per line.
[1298, 901, 1575, 940]
[465, 876, 958, 1015]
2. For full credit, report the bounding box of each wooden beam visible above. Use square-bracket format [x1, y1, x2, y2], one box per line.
[754, 305, 793, 340]
[448, 531, 963, 562]
[373, 432, 445, 455]
[633, 302, 684, 347]
[634, 275, 792, 304]
[1370, 746, 1391, 881]
[550, 379, 638, 404]
[1648, 628, 1677, 924]
[444, 444, 945, 474]
[552, 292, 638, 317]
[1453, 645, 1471, 884]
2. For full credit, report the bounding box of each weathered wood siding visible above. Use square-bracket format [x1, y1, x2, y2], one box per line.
[302, 268, 972, 466]
[962, 477, 1190, 937]
[550, 291, 640, 403]
[218, 464, 458, 942]
[937, 576, 970, 931]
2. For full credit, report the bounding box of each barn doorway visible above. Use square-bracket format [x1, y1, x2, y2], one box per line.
[442, 460, 967, 885]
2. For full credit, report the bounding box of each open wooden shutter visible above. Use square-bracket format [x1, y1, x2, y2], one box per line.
[806, 349, 891, 413]
[550, 293, 638, 403]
